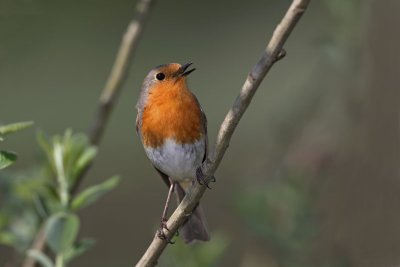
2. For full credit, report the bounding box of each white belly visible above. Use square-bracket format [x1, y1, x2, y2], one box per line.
[144, 137, 205, 181]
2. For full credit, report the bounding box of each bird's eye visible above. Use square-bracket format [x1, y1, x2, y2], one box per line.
[156, 73, 165, 81]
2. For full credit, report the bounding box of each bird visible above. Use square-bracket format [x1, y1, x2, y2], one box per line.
[136, 62, 211, 244]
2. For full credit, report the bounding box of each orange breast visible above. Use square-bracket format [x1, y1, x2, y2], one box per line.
[140, 81, 203, 148]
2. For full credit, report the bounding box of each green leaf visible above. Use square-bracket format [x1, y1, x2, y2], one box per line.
[0, 150, 17, 170]
[0, 121, 34, 136]
[27, 249, 54, 267]
[53, 142, 69, 206]
[64, 238, 95, 262]
[45, 213, 79, 254]
[36, 130, 53, 161]
[71, 176, 120, 211]
[34, 195, 50, 219]
[72, 146, 98, 179]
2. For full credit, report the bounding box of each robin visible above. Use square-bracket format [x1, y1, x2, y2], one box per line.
[136, 62, 212, 243]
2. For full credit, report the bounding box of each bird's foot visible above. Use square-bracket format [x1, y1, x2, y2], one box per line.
[196, 167, 216, 189]
[157, 218, 175, 244]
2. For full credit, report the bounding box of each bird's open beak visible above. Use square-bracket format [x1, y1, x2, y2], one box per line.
[179, 62, 196, 77]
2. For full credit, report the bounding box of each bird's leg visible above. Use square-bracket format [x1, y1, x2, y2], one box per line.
[196, 167, 216, 189]
[157, 179, 175, 243]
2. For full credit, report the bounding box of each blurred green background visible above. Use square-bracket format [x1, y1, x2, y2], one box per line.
[1, 0, 400, 266]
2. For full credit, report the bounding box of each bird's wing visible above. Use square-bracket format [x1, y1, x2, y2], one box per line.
[191, 93, 208, 163]
[135, 111, 146, 148]
[135, 111, 141, 138]
[154, 166, 171, 187]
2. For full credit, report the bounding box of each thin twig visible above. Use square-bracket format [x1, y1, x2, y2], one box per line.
[21, 226, 48, 267]
[21, 1, 156, 267]
[135, 0, 310, 266]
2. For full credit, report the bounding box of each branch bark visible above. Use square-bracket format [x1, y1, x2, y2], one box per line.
[22, 1, 156, 267]
[135, 0, 310, 266]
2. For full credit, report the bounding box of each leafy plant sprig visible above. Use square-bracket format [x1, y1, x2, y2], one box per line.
[26, 130, 120, 267]
[0, 121, 34, 169]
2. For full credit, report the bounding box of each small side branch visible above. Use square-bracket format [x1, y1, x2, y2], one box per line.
[135, 0, 310, 266]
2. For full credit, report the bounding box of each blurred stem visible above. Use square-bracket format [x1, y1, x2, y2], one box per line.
[21, 0, 157, 267]
[55, 254, 64, 267]
[21, 227, 47, 267]
[135, 0, 311, 266]
[71, 0, 156, 195]
[53, 143, 69, 207]
[88, 0, 155, 145]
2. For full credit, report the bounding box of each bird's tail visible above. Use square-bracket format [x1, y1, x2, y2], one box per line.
[175, 181, 210, 244]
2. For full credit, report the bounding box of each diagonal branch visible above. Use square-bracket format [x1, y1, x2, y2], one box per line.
[135, 0, 311, 266]
[22, 1, 156, 267]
